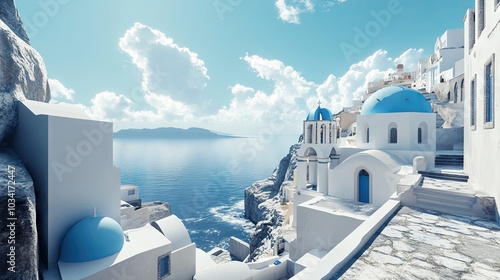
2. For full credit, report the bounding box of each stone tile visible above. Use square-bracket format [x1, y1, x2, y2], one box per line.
[422, 224, 459, 237]
[393, 240, 414, 252]
[409, 231, 454, 249]
[408, 266, 442, 279]
[368, 251, 403, 265]
[380, 227, 403, 238]
[373, 246, 392, 255]
[410, 259, 434, 269]
[407, 225, 423, 231]
[413, 252, 429, 261]
[390, 225, 410, 232]
[433, 256, 468, 272]
[441, 250, 473, 264]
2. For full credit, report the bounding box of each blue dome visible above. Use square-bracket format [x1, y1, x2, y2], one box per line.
[361, 86, 432, 115]
[306, 106, 333, 121]
[60, 216, 124, 263]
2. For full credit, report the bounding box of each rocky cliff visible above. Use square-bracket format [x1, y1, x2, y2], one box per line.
[0, 0, 30, 44]
[0, 2, 52, 279]
[244, 136, 301, 261]
[0, 148, 38, 279]
[0, 0, 50, 146]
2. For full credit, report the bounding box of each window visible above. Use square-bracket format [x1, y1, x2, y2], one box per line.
[485, 57, 495, 127]
[454, 82, 458, 103]
[389, 127, 398, 144]
[478, 0, 485, 36]
[366, 128, 370, 143]
[418, 128, 423, 144]
[128, 189, 135, 196]
[496, 0, 500, 10]
[471, 77, 476, 128]
[468, 10, 476, 51]
[306, 124, 313, 144]
[158, 254, 171, 279]
[461, 79, 465, 102]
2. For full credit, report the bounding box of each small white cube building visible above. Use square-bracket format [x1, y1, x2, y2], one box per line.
[12, 100, 120, 270]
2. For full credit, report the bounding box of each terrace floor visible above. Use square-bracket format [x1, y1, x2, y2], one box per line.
[334, 206, 500, 279]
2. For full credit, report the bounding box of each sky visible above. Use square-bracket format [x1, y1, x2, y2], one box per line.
[16, 0, 473, 135]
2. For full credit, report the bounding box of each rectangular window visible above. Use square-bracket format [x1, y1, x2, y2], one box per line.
[158, 254, 171, 279]
[478, 0, 485, 36]
[128, 189, 135, 196]
[485, 57, 495, 128]
[471, 77, 476, 128]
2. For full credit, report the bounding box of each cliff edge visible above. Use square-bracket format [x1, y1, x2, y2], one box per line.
[244, 136, 300, 261]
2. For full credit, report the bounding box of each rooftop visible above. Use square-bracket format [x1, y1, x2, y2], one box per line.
[335, 207, 500, 279]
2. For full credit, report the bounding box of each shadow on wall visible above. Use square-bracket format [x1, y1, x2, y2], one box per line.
[436, 127, 464, 150]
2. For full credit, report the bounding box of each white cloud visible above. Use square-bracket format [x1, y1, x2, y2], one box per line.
[394, 48, 425, 72]
[275, 0, 350, 23]
[85, 91, 134, 121]
[49, 23, 423, 136]
[275, 0, 314, 24]
[211, 48, 424, 134]
[66, 23, 213, 123]
[211, 54, 315, 126]
[48, 79, 75, 102]
[118, 22, 210, 116]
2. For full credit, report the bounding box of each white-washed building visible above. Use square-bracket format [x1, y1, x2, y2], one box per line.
[464, 0, 500, 221]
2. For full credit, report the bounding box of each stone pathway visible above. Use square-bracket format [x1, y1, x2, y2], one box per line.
[335, 207, 500, 279]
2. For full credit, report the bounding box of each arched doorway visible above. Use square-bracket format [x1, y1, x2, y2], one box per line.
[358, 170, 369, 203]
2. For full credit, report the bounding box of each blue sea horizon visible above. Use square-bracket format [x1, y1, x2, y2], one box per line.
[113, 134, 298, 251]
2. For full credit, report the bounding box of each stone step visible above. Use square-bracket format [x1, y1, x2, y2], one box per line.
[415, 202, 475, 217]
[418, 171, 468, 182]
[414, 187, 476, 217]
[415, 190, 475, 209]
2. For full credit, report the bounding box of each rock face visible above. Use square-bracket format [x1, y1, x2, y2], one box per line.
[0, 0, 30, 44]
[0, 148, 38, 279]
[0, 6, 50, 145]
[244, 136, 300, 261]
[142, 201, 171, 223]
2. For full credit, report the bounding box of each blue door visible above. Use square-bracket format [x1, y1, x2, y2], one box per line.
[358, 170, 369, 203]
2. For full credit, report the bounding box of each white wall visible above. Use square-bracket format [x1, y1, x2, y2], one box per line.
[290, 197, 365, 261]
[328, 150, 403, 206]
[464, 0, 500, 221]
[356, 113, 436, 157]
[13, 101, 121, 269]
[170, 243, 196, 280]
[121, 185, 139, 201]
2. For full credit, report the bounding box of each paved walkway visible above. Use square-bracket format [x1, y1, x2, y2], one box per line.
[335, 207, 500, 279]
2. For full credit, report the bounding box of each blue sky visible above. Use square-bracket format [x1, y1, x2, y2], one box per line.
[16, 0, 473, 135]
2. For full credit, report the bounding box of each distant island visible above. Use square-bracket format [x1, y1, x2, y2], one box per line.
[113, 127, 238, 139]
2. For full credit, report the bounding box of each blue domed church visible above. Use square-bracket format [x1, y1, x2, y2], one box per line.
[295, 86, 436, 211]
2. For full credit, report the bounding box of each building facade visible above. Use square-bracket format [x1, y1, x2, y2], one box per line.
[464, 0, 500, 221]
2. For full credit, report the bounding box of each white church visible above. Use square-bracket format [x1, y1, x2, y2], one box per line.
[295, 86, 436, 206]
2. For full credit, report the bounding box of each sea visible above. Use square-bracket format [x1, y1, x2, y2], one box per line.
[113, 134, 299, 251]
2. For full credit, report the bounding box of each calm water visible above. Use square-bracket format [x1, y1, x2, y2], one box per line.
[113, 135, 298, 251]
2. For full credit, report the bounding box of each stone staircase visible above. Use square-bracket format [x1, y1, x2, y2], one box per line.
[418, 170, 469, 182]
[414, 185, 477, 217]
[434, 154, 464, 166]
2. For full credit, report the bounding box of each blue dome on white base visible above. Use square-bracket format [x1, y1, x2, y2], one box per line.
[361, 86, 432, 115]
[306, 105, 333, 121]
[59, 216, 124, 263]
